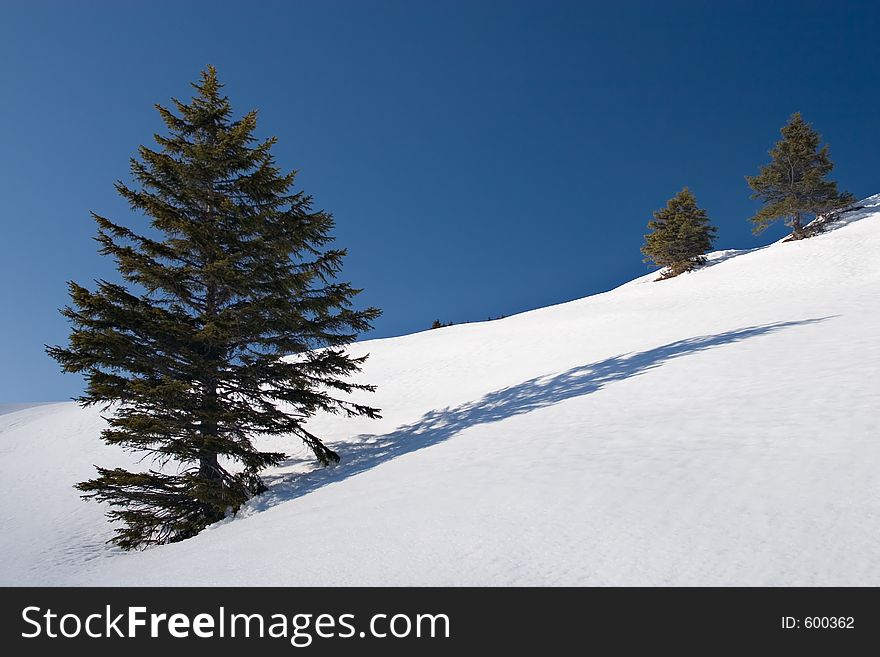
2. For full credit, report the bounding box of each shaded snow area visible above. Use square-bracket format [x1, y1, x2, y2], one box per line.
[2, 196, 879, 586]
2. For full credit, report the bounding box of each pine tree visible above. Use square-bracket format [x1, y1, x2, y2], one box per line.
[747, 112, 853, 239]
[641, 188, 717, 279]
[46, 67, 381, 550]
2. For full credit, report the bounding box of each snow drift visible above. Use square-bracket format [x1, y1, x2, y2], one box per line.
[2, 196, 879, 586]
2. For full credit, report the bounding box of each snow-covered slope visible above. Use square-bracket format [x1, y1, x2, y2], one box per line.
[3, 197, 880, 586]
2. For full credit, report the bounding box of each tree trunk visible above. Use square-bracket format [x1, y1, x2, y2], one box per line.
[198, 452, 221, 481]
[199, 266, 222, 483]
[791, 212, 805, 240]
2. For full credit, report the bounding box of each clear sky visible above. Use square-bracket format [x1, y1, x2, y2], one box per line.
[1, 0, 878, 402]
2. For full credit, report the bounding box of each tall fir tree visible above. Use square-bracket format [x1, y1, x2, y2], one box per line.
[642, 187, 717, 279]
[747, 112, 853, 239]
[47, 67, 381, 550]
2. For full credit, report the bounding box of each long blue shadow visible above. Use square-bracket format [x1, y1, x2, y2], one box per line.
[251, 317, 832, 512]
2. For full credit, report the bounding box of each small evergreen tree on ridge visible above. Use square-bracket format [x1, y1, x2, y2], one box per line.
[642, 187, 717, 279]
[747, 112, 853, 240]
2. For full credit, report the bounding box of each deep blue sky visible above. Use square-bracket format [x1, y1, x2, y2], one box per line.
[1, 1, 878, 402]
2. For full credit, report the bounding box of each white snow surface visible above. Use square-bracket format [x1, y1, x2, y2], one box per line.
[3, 197, 880, 586]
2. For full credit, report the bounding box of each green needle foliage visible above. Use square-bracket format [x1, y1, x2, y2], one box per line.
[47, 67, 381, 550]
[642, 187, 717, 279]
[747, 113, 853, 239]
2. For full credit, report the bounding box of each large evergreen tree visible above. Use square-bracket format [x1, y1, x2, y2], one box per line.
[641, 187, 717, 279]
[747, 112, 853, 239]
[47, 67, 381, 550]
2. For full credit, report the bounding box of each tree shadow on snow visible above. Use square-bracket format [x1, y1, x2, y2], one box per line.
[251, 317, 833, 513]
[700, 246, 770, 269]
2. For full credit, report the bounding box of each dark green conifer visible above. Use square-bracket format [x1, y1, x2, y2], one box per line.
[47, 67, 380, 549]
[641, 187, 717, 279]
[747, 113, 853, 239]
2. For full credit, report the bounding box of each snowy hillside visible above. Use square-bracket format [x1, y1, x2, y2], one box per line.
[2, 196, 879, 586]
